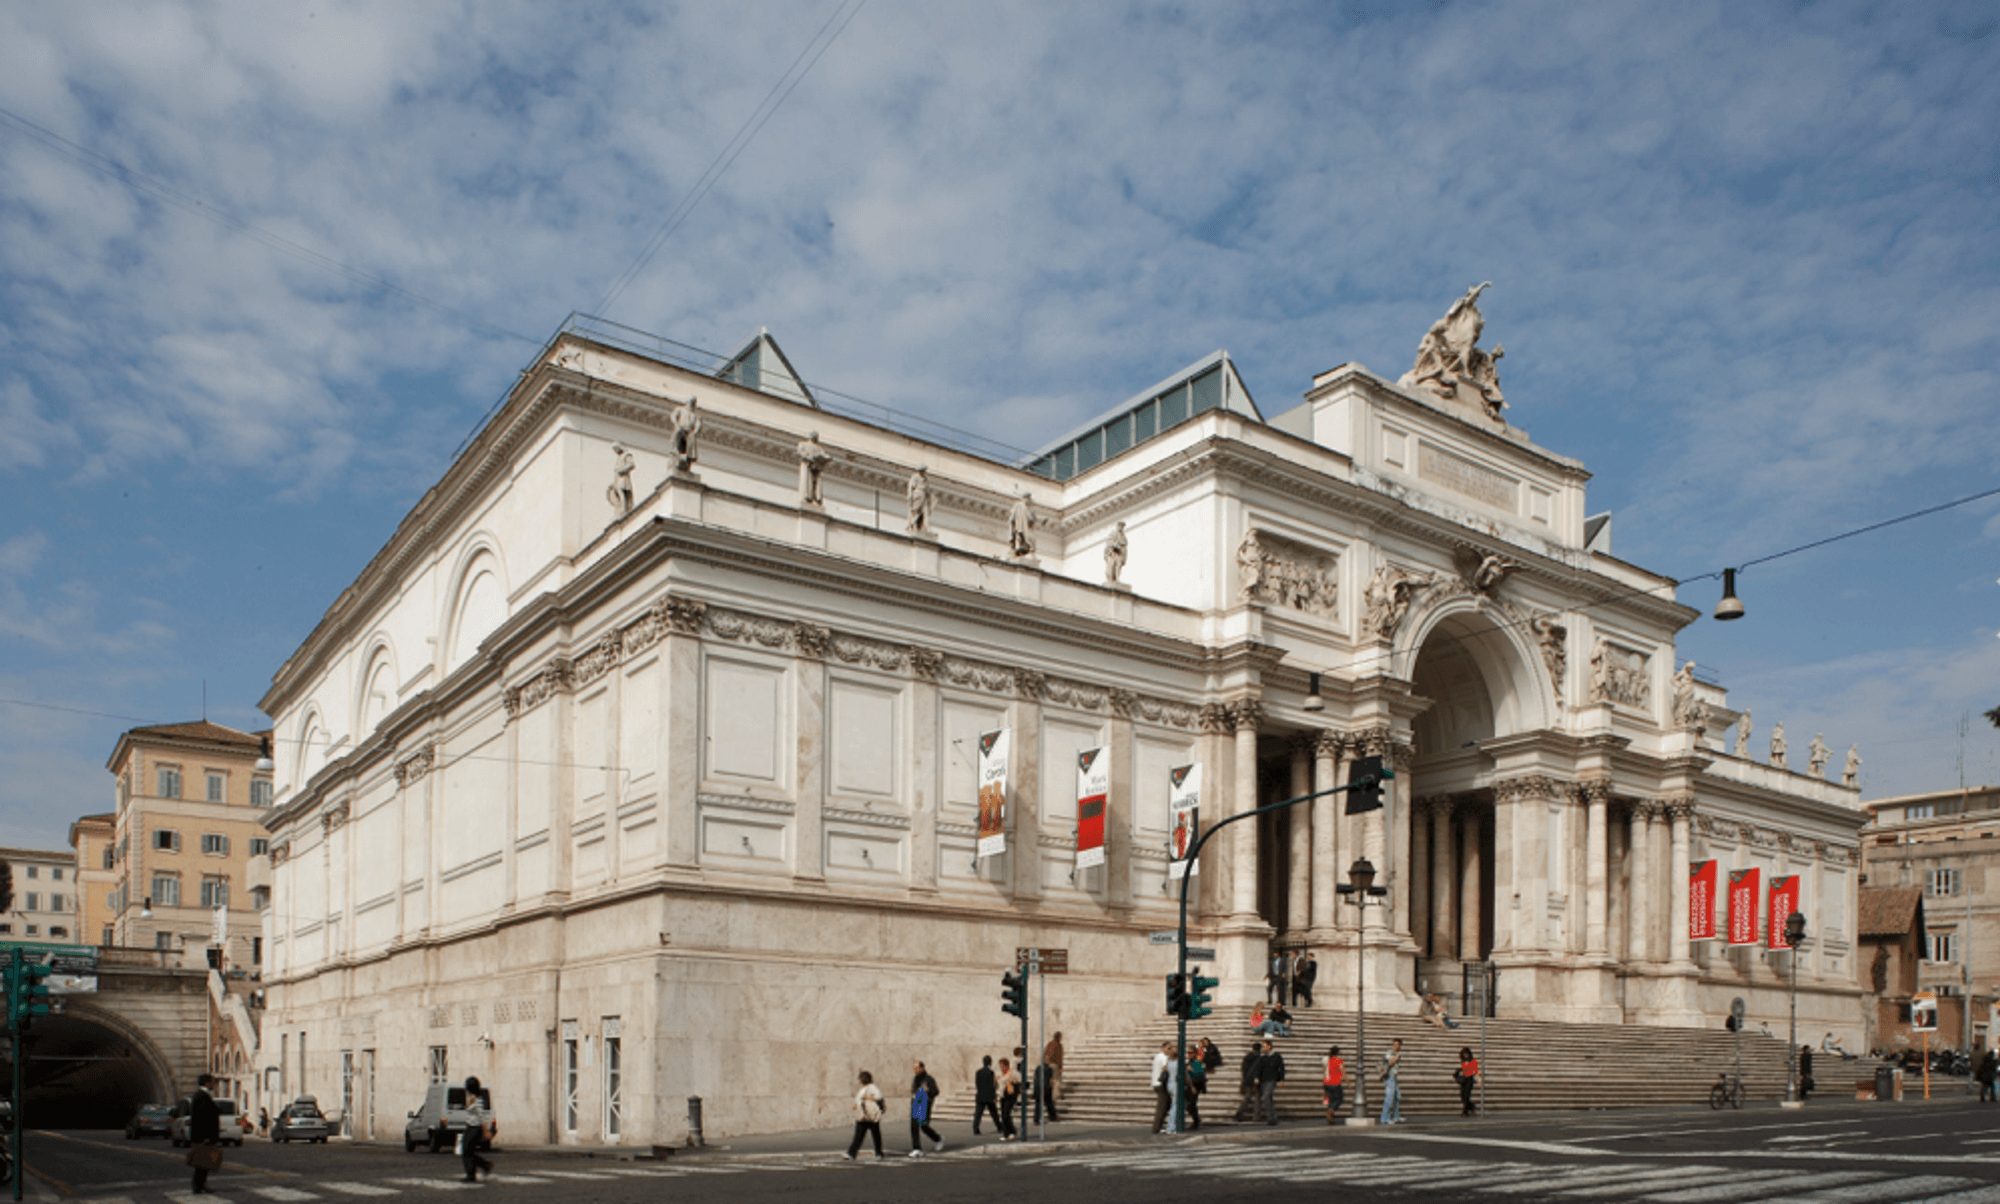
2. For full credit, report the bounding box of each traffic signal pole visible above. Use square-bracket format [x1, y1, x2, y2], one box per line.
[1171, 766, 1390, 1133]
[10, 948, 22, 1202]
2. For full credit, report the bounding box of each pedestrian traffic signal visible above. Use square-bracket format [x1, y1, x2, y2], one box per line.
[4, 953, 53, 1034]
[1001, 968, 1028, 1019]
[1345, 755, 1390, 814]
[1166, 973, 1188, 1018]
[1188, 968, 1218, 1020]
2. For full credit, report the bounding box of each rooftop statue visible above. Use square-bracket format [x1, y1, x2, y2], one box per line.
[1398, 282, 1507, 421]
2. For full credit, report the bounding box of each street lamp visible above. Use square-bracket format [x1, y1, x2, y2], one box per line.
[1785, 910, 1808, 1105]
[1335, 857, 1390, 1126]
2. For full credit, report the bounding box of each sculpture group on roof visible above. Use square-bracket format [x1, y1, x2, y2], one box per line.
[1398, 282, 1508, 421]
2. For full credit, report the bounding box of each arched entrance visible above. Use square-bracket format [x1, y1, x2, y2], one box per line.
[8, 1005, 179, 1127]
[1405, 604, 1550, 1005]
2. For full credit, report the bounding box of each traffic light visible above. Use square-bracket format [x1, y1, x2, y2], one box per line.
[1166, 973, 1188, 1018]
[4, 953, 53, 1034]
[1345, 755, 1390, 815]
[1188, 968, 1218, 1020]
[1001, 968, 1028, 1019]
[1725, 1014, 1741, 1032]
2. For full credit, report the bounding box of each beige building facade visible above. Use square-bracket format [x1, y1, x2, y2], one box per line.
[259, 307, 1866, 1145]
[1860, 785, 2000, 1052]
[0, 845, 81, 944]
[69, 813, 117, 947]
[106, 720, 274, 971]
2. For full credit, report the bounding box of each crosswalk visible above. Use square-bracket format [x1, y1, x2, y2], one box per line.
[65, 1162, 781, 1204]
[1017, 1148, 2000, 1204]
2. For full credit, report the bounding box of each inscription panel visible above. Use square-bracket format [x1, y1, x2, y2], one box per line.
[1418, 441, 1518, 512]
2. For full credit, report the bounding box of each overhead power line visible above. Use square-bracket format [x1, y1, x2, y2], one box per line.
[592, 0, 867, 317]
[0, 103, 540, 346]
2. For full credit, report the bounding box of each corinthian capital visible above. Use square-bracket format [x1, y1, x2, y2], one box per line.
[1228, 698, 1264, 733]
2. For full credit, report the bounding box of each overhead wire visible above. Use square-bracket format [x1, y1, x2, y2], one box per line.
[592, 0, 868, 318]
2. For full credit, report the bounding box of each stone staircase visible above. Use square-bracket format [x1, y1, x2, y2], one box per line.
[937, 1006, 1797, 1125]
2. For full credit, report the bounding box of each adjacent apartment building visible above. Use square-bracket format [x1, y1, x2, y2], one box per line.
[1860, 785, 1999, 1052]
[105, 720, 274, 969]
[0, 846, 80, 943]
[69, 813, 116, 947]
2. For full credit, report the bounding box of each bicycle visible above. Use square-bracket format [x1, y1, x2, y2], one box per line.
[1709, 1073, 1745, 1110]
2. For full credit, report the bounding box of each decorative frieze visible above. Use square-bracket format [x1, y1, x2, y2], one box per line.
[909, 647, 943, 681]
[708, 609, 794, 649]
[830, 634, 906, 672]
[322, 799, 351, 833]
[1011, 668, 1047, 701]
[792, 623, 832, 661]
[1042, 677, 1107, 711]
[1588, 638, 1652, 710]
[1198, 703, 1232, 734]
[571, 629, 623, 689]
[1236, 528, 1340, 617]
[503, 661, 571, 719]
[394, 742, 438, 787]
[942, 657, 1016, 694]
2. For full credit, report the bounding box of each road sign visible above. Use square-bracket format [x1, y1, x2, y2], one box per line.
[1149, 931, 1179, 945]
[1912, 989, 1938, 1032]
[1017, 947, 1068, 974]
[1185, 946, 1216, 961]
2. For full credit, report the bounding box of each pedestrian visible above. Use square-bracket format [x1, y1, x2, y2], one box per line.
[1044, 1032, 1066, 1111]
[1455, 1046, 1479, 1116]
[1256, 1039, 1286, 1125]
[1256, 1002, 1294, 1037]
[908, 1061, 944, 1156]
[1977, 1050, 1999, 1102]
[845, 1070, 886, 1160]
[1183, 1047, 1206, 1130]
[1268, 949, 1289, 1004]
[187, 1073, 222, 1194]
[1236, 1042, 1262, 1121]
[1150, 1041, 1174, 1133]
[1379, 1037, 1404, 1125]
[997, 1058, 1020, 1141]
[458, 1077, 495, 1182]
[1035, 1060, 1060, 1123]
[1323, 1045, 1345, 1124]
[973, 1055, 1002, 1134]
[1199, 1036, 1224, 1087]
[257, 1106, 269, 1136]
[1798, 1046, 1815, 1102]
[1295, 952, 1318, 1007]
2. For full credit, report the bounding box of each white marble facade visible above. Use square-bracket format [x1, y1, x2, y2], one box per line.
[258, 322, 1864, 1145]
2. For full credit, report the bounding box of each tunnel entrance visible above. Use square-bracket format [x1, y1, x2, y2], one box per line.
[4, 1008, 175, 1129]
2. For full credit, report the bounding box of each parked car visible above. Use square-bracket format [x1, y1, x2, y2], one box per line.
[404, 1081, 494, 1154]
[270, 1096, 331, 1144]
[169, 1097, 245, 1147]
[125, 1104, 175, 1140]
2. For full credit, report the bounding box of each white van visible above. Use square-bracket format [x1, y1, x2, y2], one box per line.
[403, 1081, 494, 1154]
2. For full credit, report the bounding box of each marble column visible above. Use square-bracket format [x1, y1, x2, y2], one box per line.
[1668, 796, 1695, 967]
[1606, 809, 1627, 963]
[1458, 803, 1482, 962]
[1309, 732, 1342, 933]
[1411, 799, 1431, 958]
[661, 597, 706, 871]
[1287, 737, 1312, 936]
[1008, 670, 1045, 902]
[1650, 801, 1671, 962]
[1230, 699, 1262, 920]
[1583, 780, 1610, 958]
[1389, 740, 1415, 939]
[1629, 803, 1655, 963]
[1430, 798, 1456, 959]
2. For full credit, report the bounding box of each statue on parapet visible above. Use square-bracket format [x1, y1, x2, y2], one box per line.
[1398, 282, 1507, 421]
[1008, 492, 1038, 558]
[1105, 521, 1128, 585]
[1843, 745, 1862, 788]
[1808, 734, 1831, 779]
[670, 397, 702, 473]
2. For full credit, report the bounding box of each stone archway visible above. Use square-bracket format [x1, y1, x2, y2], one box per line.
[1403, 602, 1550, 1003]
[9, 1002, 179, 1127]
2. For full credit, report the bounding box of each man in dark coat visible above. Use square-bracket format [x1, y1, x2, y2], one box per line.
[188, 1073, 221, 1194]
[973, 1055, 1001, 1134]
[1295, 953, 1318, 1007]
[1798, 1047, 1814, 1101]
[1256, 1039, 1287, 1125]
[1236, 1045, 1261, 1121]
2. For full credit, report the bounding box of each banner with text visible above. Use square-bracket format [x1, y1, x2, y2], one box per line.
[1728, 867, 1761, 946]
[977, 728, 1010, 858]
[1075, 747, 1108, 869]
[1168, 764, 1201, 879]
[1689, 859, 1719, 942]
[1768, 874, 1801, 950]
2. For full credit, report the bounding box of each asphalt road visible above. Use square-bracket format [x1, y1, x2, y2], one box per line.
[18, 1096, 2000, 1204]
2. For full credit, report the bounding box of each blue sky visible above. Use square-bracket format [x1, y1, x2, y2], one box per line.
[1, 1, 1996, 849]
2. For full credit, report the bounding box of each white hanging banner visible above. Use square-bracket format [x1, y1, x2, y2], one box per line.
[1168, 763, 1201, 879]
[977, 728, 1010, 858]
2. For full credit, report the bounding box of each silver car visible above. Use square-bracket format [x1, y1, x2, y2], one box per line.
[270, 1096, 330, 1143]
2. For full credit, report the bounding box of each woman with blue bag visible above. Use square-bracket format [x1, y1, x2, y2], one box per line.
[909, 1061, 944, 1156]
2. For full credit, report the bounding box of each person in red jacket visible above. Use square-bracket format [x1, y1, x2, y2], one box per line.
[1323, 1045, 1345, 1124]
[1455, 1047, 1480, 1116]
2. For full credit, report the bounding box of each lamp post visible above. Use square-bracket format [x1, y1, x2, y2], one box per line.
[1335, 858, 1390, 1126]
[1784, 910, 1808, 1106]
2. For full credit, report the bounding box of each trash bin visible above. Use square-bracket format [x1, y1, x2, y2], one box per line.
[1875, 1066, 1896, 1102]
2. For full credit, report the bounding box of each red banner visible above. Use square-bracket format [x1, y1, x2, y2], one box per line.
[1689, 860, 1719, 942]
[1768, 875, 1801, 950]
[1727, 867, 1761, 946]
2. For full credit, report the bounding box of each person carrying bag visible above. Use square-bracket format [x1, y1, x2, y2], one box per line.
[186, 1074, 223, 1194]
